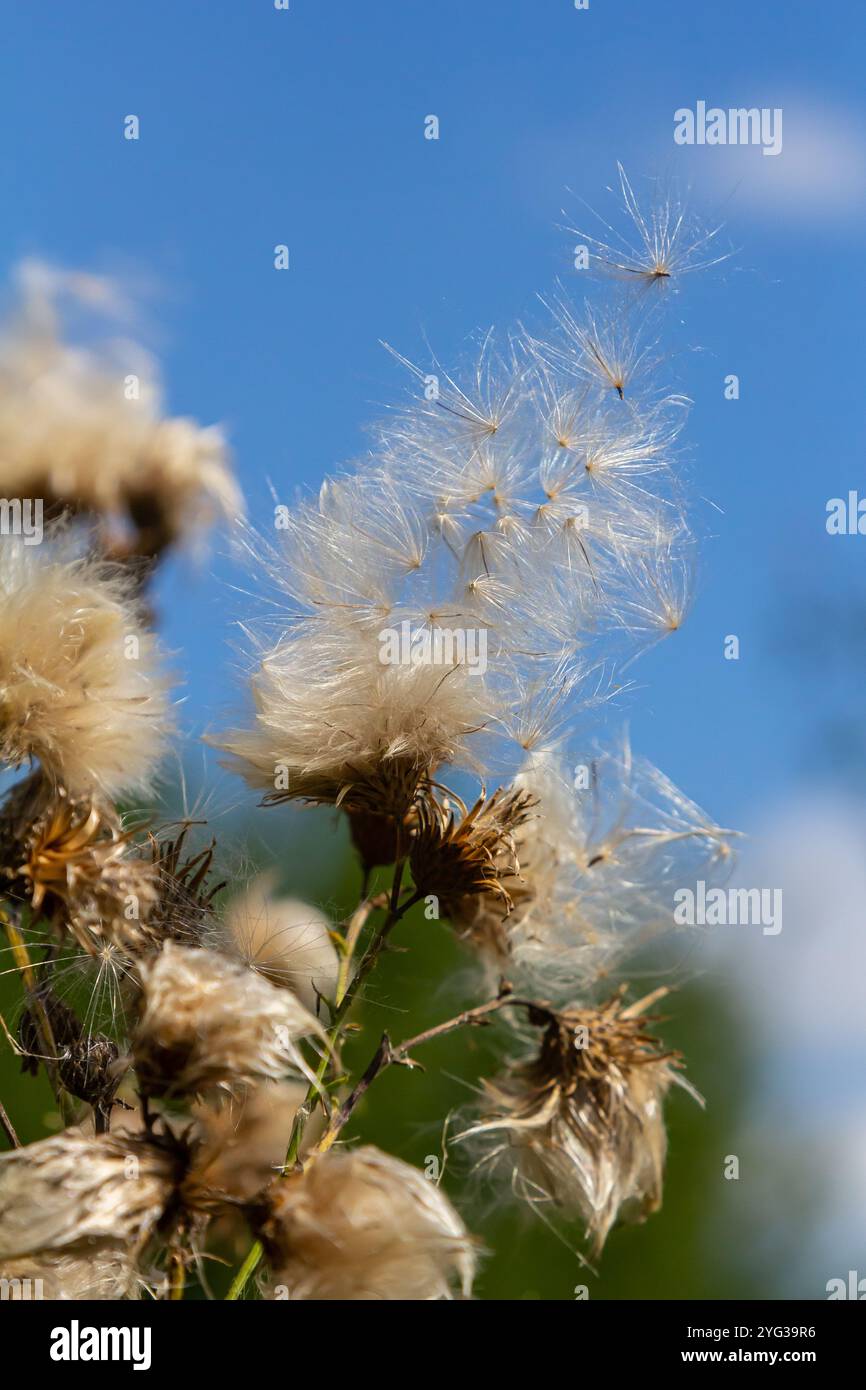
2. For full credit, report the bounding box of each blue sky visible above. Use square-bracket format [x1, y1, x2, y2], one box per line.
[3, 0, 865, 833]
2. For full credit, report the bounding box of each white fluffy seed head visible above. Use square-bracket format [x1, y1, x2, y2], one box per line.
[190, 1082, 318, 1203]
[0, 260, 242, 555]
[458, 992, 693, 1254]
[258, 1146, 476, 1300]
[0, 1249, 142, 1300]
[0, 1130, 177, 1261]
[0, 533, 172, 796]
[449, 743, 735, 999]
[132, 941, 327, 1098]
[222, 285, 699, 808]
[223, 876, 338, 1013]
[219, 620, 490, 813]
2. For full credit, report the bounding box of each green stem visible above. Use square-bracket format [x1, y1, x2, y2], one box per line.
[225, 863, 420, 1300]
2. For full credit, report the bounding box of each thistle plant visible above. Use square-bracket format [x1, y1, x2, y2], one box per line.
[0, 174, 734, 1301]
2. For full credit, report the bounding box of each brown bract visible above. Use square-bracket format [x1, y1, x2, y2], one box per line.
[409, 785, 535, 924]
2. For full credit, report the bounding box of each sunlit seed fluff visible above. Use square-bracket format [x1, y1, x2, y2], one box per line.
[0, 1249, 142, 1300]
[0, 534, 172, 796]
[0, 260, 242, 557]
[190, 1082, 317, 1203]
[223, 876, 338, 1013]
[448, 744, 735, 998]
[257, 1146, 476, 1301]
[567, 164, 728, 288]
[132, 941, 326, 1098]
[218, 622, 489, 815]
[0, 1131, 179, 1261]
[459, 990, 694, 1254]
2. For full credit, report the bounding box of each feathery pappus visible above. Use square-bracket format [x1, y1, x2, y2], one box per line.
[131, 941, 328, 1099]
[0, 261, 242, 561]
[255, 1146, 476, 1301]
[458, 988, 695, 1254]
[0, 531, 172, 797]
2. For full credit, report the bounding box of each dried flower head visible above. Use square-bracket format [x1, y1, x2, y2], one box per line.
[218, 619, 488, 817]
[460, 988, 694, 1253]
[0, 261, 242, 559]
[132, 941, 327, 1098]
[190, 1083, 315, 1203]
[17, 985, 121, 1122]
[256, 1146, 476, 1300]
[409, 785, 535, 923]
[0, 771, 159, 957]
[223, 876, 338, 1013]
[449, 745, 734, 997]
[144, 821, 226, 950]
[0, 533, 172, 796]
[0, 1249, 142, 1300]
[0, 1130, 180, 1262]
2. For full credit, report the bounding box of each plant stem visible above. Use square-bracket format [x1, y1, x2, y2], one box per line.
[168, 1251, 186, 1301]
[225, 861, 420, 1300]
[313, 986, 529, 1156]
[0, 1096, 20, 1148]
[225, 1238, 261, 1302]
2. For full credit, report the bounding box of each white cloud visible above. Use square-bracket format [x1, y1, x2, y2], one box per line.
[670, 100, 866, 223]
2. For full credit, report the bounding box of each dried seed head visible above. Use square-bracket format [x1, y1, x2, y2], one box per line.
[189, 1083, 316, 1203]
[216, 621, 489, 817]
[132, 942, 326, 1099]
[409, 785, 535, 924]
[0, 1249, 142, 1300]
[256, 1146, 476, 1300]
[223, 877, 338, 1013]
[451, 745, 736, 998]
[460, 988, 693, 1254]
[17, 984, 121, 1118]
[0, 534, 171, 796]
[347, 807, 408, 870]
[0, 773, 159, 956]
[0, 1130, 180, 1261]
[0, 260, 242, 560]
[144, 822, 225, 950]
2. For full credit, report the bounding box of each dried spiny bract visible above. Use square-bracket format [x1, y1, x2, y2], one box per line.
[409, 786, 535, 926]
[256, 1146, 476, 1301]
[0, 261, 242, 559]
[145, 823, 226, 950]
[0, 773, 159, 956]
[132, 941, 326, 1099]
[0, 534, 171, 796]
[0, 1130, 180, 1263]
[223, 876, 338, 1013]
[460, 990, 692, 1253]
